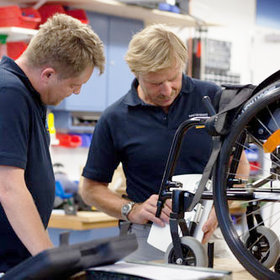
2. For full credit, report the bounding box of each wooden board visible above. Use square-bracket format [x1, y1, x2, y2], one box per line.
[214, 258, 256, 280]
[48, 210, 118, 230]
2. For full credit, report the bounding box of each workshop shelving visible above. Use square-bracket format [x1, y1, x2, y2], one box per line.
[3, 0, 208, 27]
[0, 26, 37, 41]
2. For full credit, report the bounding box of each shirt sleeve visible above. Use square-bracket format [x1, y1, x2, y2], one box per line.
[0, 88, 30, 169]
[82, 113, 120, 183]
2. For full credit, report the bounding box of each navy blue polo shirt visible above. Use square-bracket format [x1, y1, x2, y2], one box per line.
[0, 56, 55, 272]
[83, 74, 220, 203]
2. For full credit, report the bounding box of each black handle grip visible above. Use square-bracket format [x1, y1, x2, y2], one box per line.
[202, 96, 216, 116]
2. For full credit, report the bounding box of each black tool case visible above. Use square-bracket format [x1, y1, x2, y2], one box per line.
[3, 234, 137, 280]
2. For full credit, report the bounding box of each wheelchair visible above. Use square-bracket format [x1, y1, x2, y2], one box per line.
[155, 78, 280, 279]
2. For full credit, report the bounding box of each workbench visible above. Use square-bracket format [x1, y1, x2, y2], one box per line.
[47, 210, 119, 246]
[48, 210, 118, 230]
[214, 258, 255, 280]
[48, 211, 255, 279]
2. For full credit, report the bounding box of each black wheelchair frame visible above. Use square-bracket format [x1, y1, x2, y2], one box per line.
[155, 83, 280, 279]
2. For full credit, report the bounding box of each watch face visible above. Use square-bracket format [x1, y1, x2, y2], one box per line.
[122, 202, 135, 221]
[122, 204, 130, 215]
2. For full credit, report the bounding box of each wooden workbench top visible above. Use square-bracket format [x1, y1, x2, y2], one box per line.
[214, 258, 256, 279]
[48, 210, 118, 230]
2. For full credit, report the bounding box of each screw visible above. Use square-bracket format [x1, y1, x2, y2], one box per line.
[176, 258, 183, 265]
[258, 128, 264, 135]
[252, 246, 258, 252]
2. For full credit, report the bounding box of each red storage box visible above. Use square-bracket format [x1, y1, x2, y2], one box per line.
[66, 9, 89, 24]
[38, 4, 88, 24]
[0, 6, 41, 29]
[38, 4, 66, 24]
[56, 133, 82, 148]
[7, 41, 28, 59]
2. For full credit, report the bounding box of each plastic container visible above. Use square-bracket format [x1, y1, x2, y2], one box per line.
[0, 34, 7, 44]
[38, 4, 88, 24]
[66, 9, 89, 24]
[7, 41, 28, 59]
[0, 6, 41, 29]
[71, 133, 92, 147]
[21, 7, 41, 28]
[0, 34, 7, 60]
[38, 4, 66, 24]
[56, 133, 82, 148]
[158, 3, 180, 13]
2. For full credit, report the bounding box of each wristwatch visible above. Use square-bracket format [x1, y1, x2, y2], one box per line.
[121, 201, 136, 221]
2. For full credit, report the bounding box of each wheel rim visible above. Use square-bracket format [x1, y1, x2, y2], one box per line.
[168, 244, 197, 266]
[245, 232, 271, 263]
[214, 85, 280, 279]
[165, 237, 208, 267]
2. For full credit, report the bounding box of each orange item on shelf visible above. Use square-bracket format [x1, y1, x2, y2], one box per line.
[7, 41, 28, 59]
[0, 6, 41, 29]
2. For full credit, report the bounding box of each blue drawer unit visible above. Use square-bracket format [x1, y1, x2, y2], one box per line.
[107, 16, 143, 106]
[54, 12, 143, 113]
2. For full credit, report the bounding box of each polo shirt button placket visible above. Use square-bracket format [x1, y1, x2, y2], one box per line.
[163, 114, 168, 126]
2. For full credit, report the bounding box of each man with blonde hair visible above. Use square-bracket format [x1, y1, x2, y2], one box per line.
[0, 13, 104, 272]
[81, 24, 220, 261]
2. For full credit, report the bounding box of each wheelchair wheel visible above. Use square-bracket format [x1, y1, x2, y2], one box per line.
[243, 226, 280, 268]
[164, 236, 208, 267]
[275, 257, 280, 274]
[214, 82, 280, 279]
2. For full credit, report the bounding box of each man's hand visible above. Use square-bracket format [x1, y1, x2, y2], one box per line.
[201, 207, 218, 244]
[128, 194, 172, 226]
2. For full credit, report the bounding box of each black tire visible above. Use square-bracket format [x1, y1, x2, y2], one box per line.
[275, 257, 280, 274]
[243, 226, 280, 268]
[164, 236, 208, 267]
[214, 83, 280, 280]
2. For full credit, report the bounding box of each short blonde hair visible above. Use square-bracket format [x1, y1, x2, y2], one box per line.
[125, 24, 187, 74]
[24, 13, 105, 78]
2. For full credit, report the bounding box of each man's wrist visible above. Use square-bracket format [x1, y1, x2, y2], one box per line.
[121, 201, 136, 221]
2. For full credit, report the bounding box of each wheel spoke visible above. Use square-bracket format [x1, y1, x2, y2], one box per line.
[214, 86, 280, 279]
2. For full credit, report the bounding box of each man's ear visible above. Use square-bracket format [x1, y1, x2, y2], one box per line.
[41, 68, 56, 81]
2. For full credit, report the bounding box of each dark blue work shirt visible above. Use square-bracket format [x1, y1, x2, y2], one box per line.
[83, 74, 220, 203]
[0, 56, 55, 272]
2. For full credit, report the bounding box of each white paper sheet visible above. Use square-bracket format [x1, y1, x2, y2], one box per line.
[89, 261, 231, 280]
[148, 174, 213, 252]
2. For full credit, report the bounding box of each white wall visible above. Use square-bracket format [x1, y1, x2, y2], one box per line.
[190, 0, 255, 83]
[190, 0, 280, 85]
[250, 26, 280, 84]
